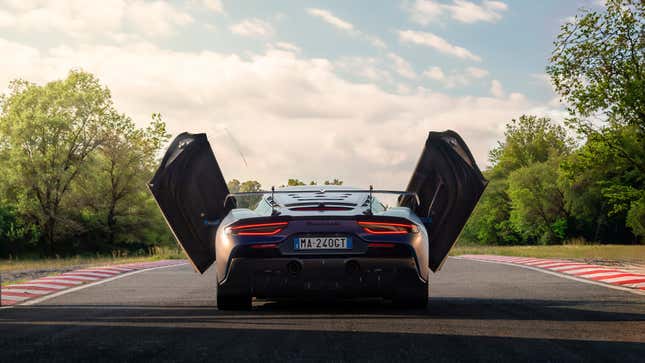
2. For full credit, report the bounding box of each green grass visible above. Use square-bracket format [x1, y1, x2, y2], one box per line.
[450, 244, 645, 262]
[0, 246, 185, 274]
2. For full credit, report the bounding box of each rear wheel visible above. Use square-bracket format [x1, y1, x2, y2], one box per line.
[216, 288, 252, 310]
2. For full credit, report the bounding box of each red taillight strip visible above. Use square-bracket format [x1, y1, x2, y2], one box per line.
[367, 243, 396, 248]
[358, 221, 417, 234]
[230, 221, 288, 236]
[250, 243, 279, 249]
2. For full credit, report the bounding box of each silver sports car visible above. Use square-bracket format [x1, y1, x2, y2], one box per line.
[149, 130, 487, 309]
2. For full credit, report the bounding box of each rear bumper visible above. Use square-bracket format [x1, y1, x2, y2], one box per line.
[218, 257, 427, 298]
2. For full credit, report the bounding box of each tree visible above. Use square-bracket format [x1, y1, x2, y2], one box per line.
[548, 0, 644, 136]
[324, 179, 343, 185]
[72, 113, 170, 248]
[549, 1, 644, 242]
[287, 179, 306, 186]
[227, 179, 262, 208]
[489, 115, 573, 173]
[462, 115, 572, 245]
[508, 158, 569, 244]
[0, 70, 119, 254]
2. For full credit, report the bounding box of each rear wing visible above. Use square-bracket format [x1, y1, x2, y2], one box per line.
[224, 187, 420, 213]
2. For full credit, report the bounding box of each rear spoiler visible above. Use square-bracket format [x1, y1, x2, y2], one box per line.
[224, 187, 420, 213]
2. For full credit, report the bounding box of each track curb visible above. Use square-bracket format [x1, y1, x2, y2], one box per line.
[457, 255, 645, 296]
[1, 260, 188, 308]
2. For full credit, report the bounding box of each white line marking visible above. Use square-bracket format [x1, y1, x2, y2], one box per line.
[582, 272, 625, 279]
[9, 262, 188, 308]
[57, 275, 100, 281]
[0, 295, 29, 301]
[2, 288, 51, 295]
[63, 272, 112, 278]
[453, 257, 645, 296]
[7, 283, 67, 290]
[35, 278, 83, 285]
[601, 275, 644, 283]
[561, 267, 605, 275]
[548, 264, 593, 271]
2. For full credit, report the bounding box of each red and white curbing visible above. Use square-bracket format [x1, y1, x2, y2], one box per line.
[1, 259, 186, 306]
[460, 255, 645, 292]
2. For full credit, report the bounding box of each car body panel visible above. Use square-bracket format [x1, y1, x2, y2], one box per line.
[400, 131, 488, 271]
[148, 132, 230, 273]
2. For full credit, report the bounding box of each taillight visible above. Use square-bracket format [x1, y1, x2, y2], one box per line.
[229, 221, 288, 236]
[358, 221, 418, 234]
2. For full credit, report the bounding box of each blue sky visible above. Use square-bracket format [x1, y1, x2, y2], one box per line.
[0, 0, 603, 188]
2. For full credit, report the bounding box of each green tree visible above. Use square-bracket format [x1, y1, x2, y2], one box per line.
[462, 115, 572, 245]
[0, 70, 120, 254]
[508, 158, 569, 244]
[287, 179, 306, 186]
[72, 113, 170, 248]
[227, 179, 262, 208]
[324, 179, 343, 185]
[548, 0, 644, 135]
[549, 0, 644, 242]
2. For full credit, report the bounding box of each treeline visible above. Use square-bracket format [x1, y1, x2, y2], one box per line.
[461, 115, 643, 245]
[0, 71, 175, 258]
[463, 1, 643, 245]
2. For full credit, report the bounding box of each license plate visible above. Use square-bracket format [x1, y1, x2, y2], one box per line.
[294, 236, 351, 250]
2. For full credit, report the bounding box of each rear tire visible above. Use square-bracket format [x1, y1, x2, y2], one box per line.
[217, 288, 252, 310]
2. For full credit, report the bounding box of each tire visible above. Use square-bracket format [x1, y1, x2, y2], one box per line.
[394, 283, 428, 309]
[216, 288, 252, 310]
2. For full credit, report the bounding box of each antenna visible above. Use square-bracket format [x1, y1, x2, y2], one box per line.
[368, 185, 373, 215]
[270, 186, 276, 215]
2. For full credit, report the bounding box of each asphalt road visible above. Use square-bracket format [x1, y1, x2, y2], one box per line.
[1, 258, 643, 362]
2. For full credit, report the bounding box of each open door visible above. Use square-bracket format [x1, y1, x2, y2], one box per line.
[149, 133, 231, 273]
[400, 130, 487, 272]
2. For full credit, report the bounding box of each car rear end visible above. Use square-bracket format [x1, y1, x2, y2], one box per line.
[215, 208, 429, 307]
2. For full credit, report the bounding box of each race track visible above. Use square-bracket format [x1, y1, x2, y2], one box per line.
[1, 258, 643, 362]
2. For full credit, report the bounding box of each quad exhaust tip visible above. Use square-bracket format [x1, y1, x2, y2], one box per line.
[345, 260, 360, 275]
[287, 261, 302, 275]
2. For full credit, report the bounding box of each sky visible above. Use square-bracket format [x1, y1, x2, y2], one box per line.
[0, 0, 605, 190]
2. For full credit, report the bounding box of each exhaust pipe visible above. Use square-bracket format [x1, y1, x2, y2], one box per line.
[345, 260, 360, 275]
[287, 261, 302, 276]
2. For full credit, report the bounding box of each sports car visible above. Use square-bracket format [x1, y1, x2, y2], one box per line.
[149, 130, 487, 309]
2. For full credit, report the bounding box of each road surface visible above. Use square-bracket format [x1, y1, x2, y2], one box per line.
[1, 258, 643, 362]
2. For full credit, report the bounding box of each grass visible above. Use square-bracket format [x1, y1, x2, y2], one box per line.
[450, 244, 645, 263]
[0, 246, 185, 275]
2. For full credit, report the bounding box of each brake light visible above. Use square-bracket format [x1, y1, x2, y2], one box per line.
[358, 221, 418, 234]
[290, 206, 352, 211]
[250, 243, 279, 249]
[367, 242, 396, 248]
[230, 221, 288, 236]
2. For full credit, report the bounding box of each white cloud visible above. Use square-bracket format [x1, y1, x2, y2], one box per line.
[127, 1, 194, 37]
[273, 42, 300, 52]
[0, 38, 557, 187]
[398, 30, 481, 61]
[490, 79, 504, 97]
[201, 0, 223, 13]
[0, 0, 193, 38]
[423, 66, 445, 80]
[408, 0, 508, 25]
[230, 18, 274, 37]
[387, 53, 416, 79]
[466, 66, 488, 78]
[306, 7, 387, 49]
[423, 65, 488, 87]
[335, 57, 393, 83]
[306, 8, 353, 30]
